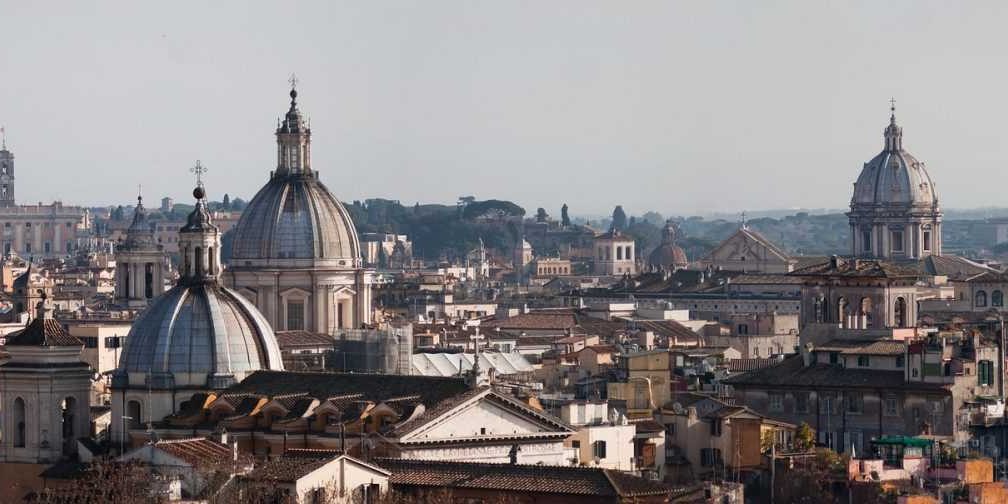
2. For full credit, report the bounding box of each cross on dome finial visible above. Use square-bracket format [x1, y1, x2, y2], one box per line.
[0, 126, 6, 150]
[190, 160, 208, 188]
[137, 184, 143, 205]
[288, 73, 299, 104]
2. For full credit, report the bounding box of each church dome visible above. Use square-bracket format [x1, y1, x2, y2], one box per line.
[119, 283, 283, 388]
[122, 195, 157, 251]
[229, 87, 361, 267]
[851, 109, 939, 209]
[648, 220, 688, 270]
[230, 175, 360, 264]
[117, 178, 284, 390]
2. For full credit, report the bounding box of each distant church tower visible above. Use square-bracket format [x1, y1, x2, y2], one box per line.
[848, 104, 942, 259]
[115, 193, 167, 307]
[0, 131, 15, 207]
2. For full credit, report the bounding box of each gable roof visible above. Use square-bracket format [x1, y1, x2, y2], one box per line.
[5, 318, 81, 347]
[816, 339, 906, 356]
[153, 438, 231, 468]
[377, 458, 675, 498]
[393, 387, 573, 441]
[228, 370, 469, 407]
[917, 255, 996, 282]
[706, 227, 792, 263]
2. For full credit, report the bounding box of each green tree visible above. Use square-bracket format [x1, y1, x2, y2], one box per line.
[561, 204, 570, 227]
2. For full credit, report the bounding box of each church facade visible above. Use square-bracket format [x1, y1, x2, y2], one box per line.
[226, 86, 373, 332]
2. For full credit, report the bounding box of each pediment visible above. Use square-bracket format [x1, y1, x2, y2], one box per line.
[399, 390, 571, 443]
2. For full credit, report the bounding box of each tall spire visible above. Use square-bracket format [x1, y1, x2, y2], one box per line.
[884, 98, 903, 152]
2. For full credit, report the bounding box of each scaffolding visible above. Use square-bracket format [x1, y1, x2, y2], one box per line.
[331, 325, 413, 375]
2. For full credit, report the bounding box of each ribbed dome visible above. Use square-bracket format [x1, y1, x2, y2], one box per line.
[123, 195, 157, 251]
[851, 112, 938, 209]
[648, 220, 688, 269]
[119, 283, 284, 388]
[229, 174, 361, 264]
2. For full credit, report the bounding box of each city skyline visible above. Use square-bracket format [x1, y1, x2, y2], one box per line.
[3, 2, 1008, 216]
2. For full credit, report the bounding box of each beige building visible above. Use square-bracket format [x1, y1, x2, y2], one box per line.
[703, 225, 795, 274]
[0, 143, 90, 258]
[533, 257, 571, 277]
[593, 229, 636, 276]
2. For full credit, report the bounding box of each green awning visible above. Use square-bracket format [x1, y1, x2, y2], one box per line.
[871, 435, 932, 448]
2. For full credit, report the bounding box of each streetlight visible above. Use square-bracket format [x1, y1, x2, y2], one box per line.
[120, 416, 133, 456]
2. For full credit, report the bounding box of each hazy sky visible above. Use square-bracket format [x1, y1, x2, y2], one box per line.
[1, 1, 1006, 216]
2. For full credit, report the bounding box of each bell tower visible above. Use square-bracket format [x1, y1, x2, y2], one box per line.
[0, 129, 15, 207]
[115, 190, 167, 307]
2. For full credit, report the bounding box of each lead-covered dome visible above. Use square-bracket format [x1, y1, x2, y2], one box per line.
[117, 178, 284, 390]
[851, 110, 938, 209]
[230, 175, 360, 264]
[119, 283, 283, 388]
[229, 86, 361, 267]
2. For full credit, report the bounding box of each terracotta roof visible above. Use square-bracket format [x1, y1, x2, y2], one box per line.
[816, 339, 906, 356]
[154, 437, 231, 467]
[726, 357, 781, 373]
[724, 355, 947, 391]
[275, 330, 335, 349]
[377, 458, 674, 497]
[631, 419, 665, 433]
[227, 371, 469, 408]
[790, 258, 920, 279]
[5, 318, 81, 347]
[918, 255, 995, 282]
[630, 319, 699, 344]
[484, 311, 578, 330]
[244, 449, 341, 483]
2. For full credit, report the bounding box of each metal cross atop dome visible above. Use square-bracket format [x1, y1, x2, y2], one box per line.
[289, 73, 298, 90]
[190, 160, 208, 188]
[889, 97, 896, 113]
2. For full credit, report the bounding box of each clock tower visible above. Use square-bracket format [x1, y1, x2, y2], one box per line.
[0, 132, 14, 207]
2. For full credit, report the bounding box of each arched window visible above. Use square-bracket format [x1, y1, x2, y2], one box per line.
[859, 297, 873, 328]
[894, 297, 907, 328]
[837, 297, 848, 328]
[61, 397, 76, 454]
[976, 290, 988, 308]
[13, 397, 26, 447]
[194, 247, 203, 276]
[993, 290, 1003, 308]
[126, 400, 142, 429]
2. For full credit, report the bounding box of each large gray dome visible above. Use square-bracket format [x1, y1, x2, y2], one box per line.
[851, 113, 938, 209]
[118, 283, 284, 388]
[229, 87, 361, 268]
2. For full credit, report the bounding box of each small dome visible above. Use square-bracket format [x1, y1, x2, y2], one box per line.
[648, 220, 688, 269]
[230, 175, 361, 264]
[851, 111, 938, 209]
[119, 283, 284, 388]
[123, 195, 157, 251]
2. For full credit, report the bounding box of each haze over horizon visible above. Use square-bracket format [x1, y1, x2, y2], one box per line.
[2, 1, 1007, 216]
